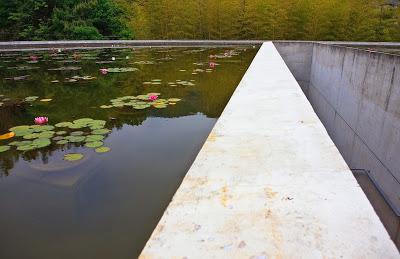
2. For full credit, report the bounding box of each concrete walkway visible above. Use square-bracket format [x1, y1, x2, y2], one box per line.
[140, 42, 399, 258]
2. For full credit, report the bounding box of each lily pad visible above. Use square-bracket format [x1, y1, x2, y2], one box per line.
[32, 138, 51, 148]
[85, 141, 103, 148]
[70, 131, 84, 136]
[52, 136, 65, 141]
[64, 153, 84, 161]
[56, 131, 67, 135]
[65, 136, 86, 143]
[23, 133, 40, 140]
[91, 129, 110, 135]
[107, 67, 138, 73]
[9, 125, 30, 132]
[24, 96, 39, 102]
[9, 140, 32, 146]
[17, 145, 36, 151]
[0, 145, 10, 153]
[55, 122, 73, 128]
[40, 99, 52, 102]
[95, 147, 110, 153]
[56, 140, 68, 145]
[85, 135, 105, 142]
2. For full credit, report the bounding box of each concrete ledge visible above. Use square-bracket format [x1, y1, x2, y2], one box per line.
[139, 42, 398, 258]
[1, 40, 400, 52]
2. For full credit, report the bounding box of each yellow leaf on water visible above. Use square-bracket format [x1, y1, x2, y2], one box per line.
[40, 99, 53, 102]
[0, 132, 15, 140]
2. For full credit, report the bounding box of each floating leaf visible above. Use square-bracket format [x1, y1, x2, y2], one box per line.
[56, 131, 67, 135]
[0, 132, 15, 140]
[95, 147, 110, 153]
[55, 122, 73, 128]
[92, 129, 110, 135]
[0, 145, 10, 153]
[65, 136, 86, 143]
[85, 135, 104, 142]
[24, 96, 39, 102]
[9, 140, 32, 146]
[32, 138, 51, 148]
[85, 141, 103, 148]
[17, 144, 36, 151]
[100, 105, 113, 109]
[70, 131, 84, 136]
[168, 98, 181, 102]
[9, 125, 31, 132]
[40, 99, 52, 102]
[23, 133, 40, 140]
[107, 67, 138, 73]
[64, 153, 84, 161]
[56, 140, 68, 145]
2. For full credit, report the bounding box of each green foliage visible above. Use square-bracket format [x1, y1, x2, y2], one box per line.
[0, 0, 133, 40]
[1, 0, 399, 41]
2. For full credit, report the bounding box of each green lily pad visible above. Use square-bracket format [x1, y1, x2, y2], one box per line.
[64, 153, 84, 161]
[24, 96, 39, 102]
[73, 118, 93, 124]
[9, 125, 30, 132]
[68, 124, 85, 129]
[107, 67, 138, 73]
[56, 140, 68, 145]
[0, 145, 10, 152]
[38, 131, 54, 138]
[100, 105, 113, 109]
[55, 122, 73, 128]
[168, 98, 181, 102]
[92, 129, 110, 135]
[23, 133, 40, 140]
[56, 131, 67, 135]
[85, 141, 103, 148]
[52, 136, 65, 141]
[9, 140, 32, 146]
[95, 147, 110, 153]
[33, 125, 55, 132]
[65, 136, 86, 143]
[85, 135, 105, 142]
[17, 144, 36, 151]
[32, 138, 51, 148]
[13, 129, 34, 137]
[70, 131, 84, 136]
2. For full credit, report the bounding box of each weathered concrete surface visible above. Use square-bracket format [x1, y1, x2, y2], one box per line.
[140, 42, 398, 258]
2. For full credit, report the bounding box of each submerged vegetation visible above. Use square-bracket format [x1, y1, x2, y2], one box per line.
[0, 0, 399, 41]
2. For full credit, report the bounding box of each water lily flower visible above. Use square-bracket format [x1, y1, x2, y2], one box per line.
[209, 62, 217, 68]
[100, 68, 108, 75]
[111, 57, 116, 61]
[34, 117, 48, 125]
[30, 55, 38, 61]
[148, 95, 158, 101]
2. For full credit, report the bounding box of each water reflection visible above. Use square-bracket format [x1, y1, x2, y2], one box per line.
[0, 46, 258, 258]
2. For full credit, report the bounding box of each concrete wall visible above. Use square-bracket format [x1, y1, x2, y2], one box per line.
[274, 42, 314, 95]
[275, 42, 400, 243]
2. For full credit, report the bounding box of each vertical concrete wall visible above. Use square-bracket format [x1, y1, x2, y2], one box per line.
[275, 41, 400, 217]
[274, 42, 314, 95]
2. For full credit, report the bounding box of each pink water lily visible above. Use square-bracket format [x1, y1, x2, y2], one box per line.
[34, 117, 48, 125]
[100, 68, 108, 75]
[148, 95, 158, 101]
[209, 62, 217, 68]
[30, 55, 38, 61]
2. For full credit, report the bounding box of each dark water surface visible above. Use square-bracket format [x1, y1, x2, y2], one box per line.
[0, 46, 258, 258]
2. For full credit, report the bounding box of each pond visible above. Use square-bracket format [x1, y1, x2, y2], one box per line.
[0, 46, 258, 258]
